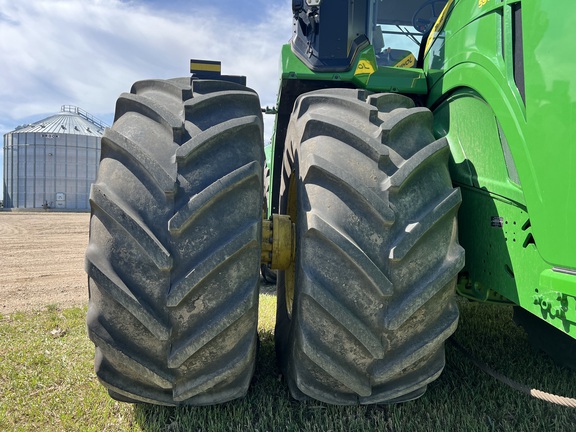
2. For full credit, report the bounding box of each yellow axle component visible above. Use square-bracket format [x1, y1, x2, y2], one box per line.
[261, 214, 295, 270]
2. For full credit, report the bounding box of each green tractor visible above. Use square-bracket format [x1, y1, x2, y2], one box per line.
[86, 0, 576, 406]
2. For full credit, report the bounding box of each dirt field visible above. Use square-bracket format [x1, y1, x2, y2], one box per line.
[0, 212, 90, 314]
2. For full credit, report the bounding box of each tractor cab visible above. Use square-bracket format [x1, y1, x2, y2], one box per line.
[291, 0, 447, 71]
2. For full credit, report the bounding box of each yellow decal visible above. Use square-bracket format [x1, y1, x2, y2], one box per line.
[424, 0, 455, 55]
[354, 59, 376, 76]
[394, 53, 416, 69]
[190, 59, 221, 74]
[478, 0, 489, 7]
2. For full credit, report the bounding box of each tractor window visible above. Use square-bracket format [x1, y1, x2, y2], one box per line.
[373, 24, 422, 68]
[373, 0, 447, 68]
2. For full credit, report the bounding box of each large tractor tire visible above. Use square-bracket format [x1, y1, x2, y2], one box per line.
[275, 89, 465, 404]
[86, 78, 264, 405]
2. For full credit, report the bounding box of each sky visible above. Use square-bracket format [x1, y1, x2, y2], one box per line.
[0, 0, 293, 199]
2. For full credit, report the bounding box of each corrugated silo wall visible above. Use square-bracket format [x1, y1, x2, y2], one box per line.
[3, 131, 100, 210]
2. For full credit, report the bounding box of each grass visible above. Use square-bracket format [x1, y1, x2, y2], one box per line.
[1, 294, 576, 432]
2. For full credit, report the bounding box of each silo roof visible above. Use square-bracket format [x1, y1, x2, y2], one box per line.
[12, 105, 108, 136]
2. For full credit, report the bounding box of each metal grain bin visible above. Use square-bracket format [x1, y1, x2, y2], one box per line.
[3, 106, 106, 210]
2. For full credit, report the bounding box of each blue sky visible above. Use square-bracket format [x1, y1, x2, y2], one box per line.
[0, 0, 292, 199]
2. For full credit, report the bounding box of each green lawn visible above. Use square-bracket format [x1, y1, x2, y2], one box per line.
[1, 295, 575, 432]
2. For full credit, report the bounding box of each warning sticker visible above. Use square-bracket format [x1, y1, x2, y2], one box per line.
[354, 59, 376, 76]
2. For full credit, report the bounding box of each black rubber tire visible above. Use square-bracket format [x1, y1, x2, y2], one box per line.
[86, 77, 264, 405]
[275, 89, 465, 404]
[513, 307, 576, 370]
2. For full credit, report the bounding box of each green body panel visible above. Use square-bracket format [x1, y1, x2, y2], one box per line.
[433, 91, 546, 307]
[264, 143, 272, 167]
[279, 44, 428, 94]
[425, 0, 576, 335]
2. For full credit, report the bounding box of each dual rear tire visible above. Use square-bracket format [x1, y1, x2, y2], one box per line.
[86, 83, 463, 405]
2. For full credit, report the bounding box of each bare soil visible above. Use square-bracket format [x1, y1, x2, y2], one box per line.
[0, 212, 90, 314]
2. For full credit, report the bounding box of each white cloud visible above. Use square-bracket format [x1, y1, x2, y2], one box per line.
[0, 0, 290, 124]
[0, 0, 292, 197]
